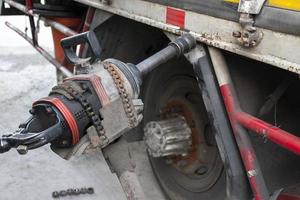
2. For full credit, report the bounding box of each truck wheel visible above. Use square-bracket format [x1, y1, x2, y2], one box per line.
[142, 58, 226, 200]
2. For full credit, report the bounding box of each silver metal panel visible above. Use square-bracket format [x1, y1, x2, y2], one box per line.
[74, 0, 300, 74]
[238, 0, 267, 14]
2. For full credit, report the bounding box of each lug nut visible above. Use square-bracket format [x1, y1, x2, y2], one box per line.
[73, 189, 80, 195]
[59, 190, 67, 197]
[16, 145, 28, 155]
[52, 191, 59, 198]
[87, 187, 94, 194]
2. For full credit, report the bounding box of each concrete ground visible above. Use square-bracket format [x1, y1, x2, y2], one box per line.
[0, 16, 127, 200]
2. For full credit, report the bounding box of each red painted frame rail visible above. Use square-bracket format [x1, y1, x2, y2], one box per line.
[209, 47, 300, 200]
[221, 84, 300, 156]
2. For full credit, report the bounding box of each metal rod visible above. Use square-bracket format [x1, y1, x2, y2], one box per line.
[236, 111, 300, 155]
[4, 0, 78, 37]
[136, 33, 196, 76]
[219, 84, 270, 200]
[5, 21, 72, 77]
[79, 7, 95, 56]
[28, 17, 37, 45]
[25, 0, 33, 9]
[41, 17, 77, 36]
[136, 45, 178, 76]
[209, 47, 270, 200]
[4, 0, 34, 14]
[258, 79, 291, 117]
[82, 7, 95, 33]
[209, 47, 300, 154]
[25, 0, 37, 46]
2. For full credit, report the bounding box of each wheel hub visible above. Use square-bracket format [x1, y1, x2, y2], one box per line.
[161, 100, 220, 181]
[146, 81, 223, 192]
[144, 115, 192, 158]
[143, 70, 225, 197]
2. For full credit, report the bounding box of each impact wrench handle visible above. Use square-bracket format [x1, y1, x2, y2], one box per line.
[0, 138, 11, 153]
[0, 104, 64, 155]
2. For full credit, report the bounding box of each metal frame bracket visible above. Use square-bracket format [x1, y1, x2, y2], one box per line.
[238, 0, 267, 14]
[233, 0, 266, 48]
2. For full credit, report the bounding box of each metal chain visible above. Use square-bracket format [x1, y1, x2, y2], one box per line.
[52, 187, 94, 198]
[103, 62, 137, 127]
[51, 82, 107, 141]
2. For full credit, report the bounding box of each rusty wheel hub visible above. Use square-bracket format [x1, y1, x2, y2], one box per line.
[143, 68, 226, 198]
[161, 99, 223, 192]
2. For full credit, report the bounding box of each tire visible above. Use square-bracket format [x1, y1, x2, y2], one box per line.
[142, 57, 226, 200]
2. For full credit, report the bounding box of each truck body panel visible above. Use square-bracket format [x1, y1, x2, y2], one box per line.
[74, 0, 300, 74]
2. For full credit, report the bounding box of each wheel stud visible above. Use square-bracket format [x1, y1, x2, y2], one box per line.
[195, 166, 208, 175]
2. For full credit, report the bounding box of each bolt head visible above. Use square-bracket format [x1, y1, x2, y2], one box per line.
[232, 31, 241, 38]
[195, 166, 208, 175]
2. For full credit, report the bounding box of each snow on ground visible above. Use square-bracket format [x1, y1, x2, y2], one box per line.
[0, 16, 126, 200]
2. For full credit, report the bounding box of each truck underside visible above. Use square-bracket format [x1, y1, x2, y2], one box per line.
[96, 16, 300, 199]
[0, 0, 300, 200]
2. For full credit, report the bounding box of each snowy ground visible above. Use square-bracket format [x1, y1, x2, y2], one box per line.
[0, 16, 126, 200]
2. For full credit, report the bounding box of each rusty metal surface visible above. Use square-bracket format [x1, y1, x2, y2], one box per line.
[162, 101, 202, 170]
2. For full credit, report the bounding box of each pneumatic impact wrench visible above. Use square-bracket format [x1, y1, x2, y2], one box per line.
[0, 31, 196, 157]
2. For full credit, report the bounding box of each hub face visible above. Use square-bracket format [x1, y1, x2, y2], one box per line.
[159, 99, 223, 192]
[144, 115, 192, 158]
[143, 66, 225, 197]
